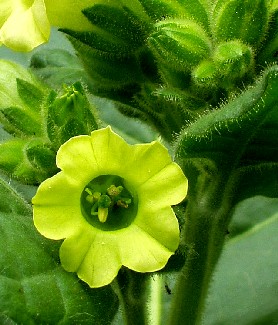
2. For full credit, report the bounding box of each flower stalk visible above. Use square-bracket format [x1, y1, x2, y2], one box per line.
[169, 170, 238, 325]
[114, 269, 150, 325]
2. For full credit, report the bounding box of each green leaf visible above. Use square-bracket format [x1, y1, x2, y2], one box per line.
[0, 178, 118, 324]
[30, 49, 94, 89]
[204, 200, 278, 325]
[229, 195, 278, 237]
[16, 78, 45, 110]
[176, 65, 278, 202]
[93, 97, 157, 144]
[160, 196, 278, 324]
[0, 60, 44, 109]
[0, 178, 30, 215]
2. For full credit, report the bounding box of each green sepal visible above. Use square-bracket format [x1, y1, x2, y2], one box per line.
[0, 70, 47, 138]
[25, 139, 57, 173]
[175, 0, 210, 31]
[81, 4, 151, 50]
[47, 82, 99, 149]
[137, 0, 185, 21]
[148, 19, 212, 71]
[61, 4, 151, 58]
[0, 139, 25, 174]
[0, 59, 46, 108]
[61, 29, 131, 57]
[0, 63, 99, 185]
[192, 59, 219, 88]
[16, 78, 45, 110]
[0, 106, 42, 138]
[212, 40, 255, 89]
[156, 66, 192, 90]
[157, 243, 187, 273]
[65, 36, 143, 100]
[0, 138, 56, 184]
[257, 8, 278, 66]
[138, 0, 210, 31]
[133, 84, 208, 141]
[212, 0, 269, 46]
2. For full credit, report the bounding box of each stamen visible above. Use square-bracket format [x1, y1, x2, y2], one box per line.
[107, 185, 123, 197]
[98, 207, 109, 223]
[117, 198, 131, 208]
[81, 178, 134, 226]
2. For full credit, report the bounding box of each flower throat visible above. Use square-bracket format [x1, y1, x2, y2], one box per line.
[80, 175, 138, 231]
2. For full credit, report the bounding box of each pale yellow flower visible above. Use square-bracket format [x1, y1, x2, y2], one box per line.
[33, 127, 188, 287]
[0, 0, 93, 51]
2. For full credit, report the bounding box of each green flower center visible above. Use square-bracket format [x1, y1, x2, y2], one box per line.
[80, 175, 138, 231]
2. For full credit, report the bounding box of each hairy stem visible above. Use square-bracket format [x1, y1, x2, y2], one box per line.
[169, 171, 237, 325]
[115, 269, 150, 325]
[147, 274, 162, 325]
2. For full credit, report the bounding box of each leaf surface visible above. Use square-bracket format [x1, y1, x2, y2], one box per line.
[0, 179, 118, 324]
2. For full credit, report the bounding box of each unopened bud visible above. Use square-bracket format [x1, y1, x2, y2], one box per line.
[212, 0, 269, 46]
[148, 19, 212, 71]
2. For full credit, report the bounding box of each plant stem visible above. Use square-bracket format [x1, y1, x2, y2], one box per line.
[169, 171, 236, 325]
[115, 268, 150, 325]
[147, 274, 162, 325]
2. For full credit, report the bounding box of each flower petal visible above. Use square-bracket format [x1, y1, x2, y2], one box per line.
[32, 127, 187, 287]
[56, 134, 100, 183]
[0, 1, 13, 29]
[0, 0, 50, 51]
[57, 127, 134, 182]
[60, 229, 122, 288]
[33, 173, 85, 239]
[45, 0, 94, 31]
[87, 126, 133, 176]
[134, 206, 180, 252]
[124, 141, 173, 186]
[32, 172, 81, 206]
[118, 223, 178, 272]
[138, 162, 188, 207]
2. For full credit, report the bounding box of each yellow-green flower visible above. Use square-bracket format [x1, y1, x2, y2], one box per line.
[0, 0, 93, 51]
[32, 127, 187, 288]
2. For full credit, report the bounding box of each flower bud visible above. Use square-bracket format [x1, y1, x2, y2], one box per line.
[257, 8, 278, 65]
[148, 19, 212, 72]
[192, 60, 218, 88]
[0, 139, 25, 174]
[80, 4, 150, 52]
[25, 139, 57, 173]
[47, 82, 98, 149]
[212, 0, 269, 46]
[0, 138, 57, 183]
[213, 40, 254, 85]
[138, 0, 209, 31]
